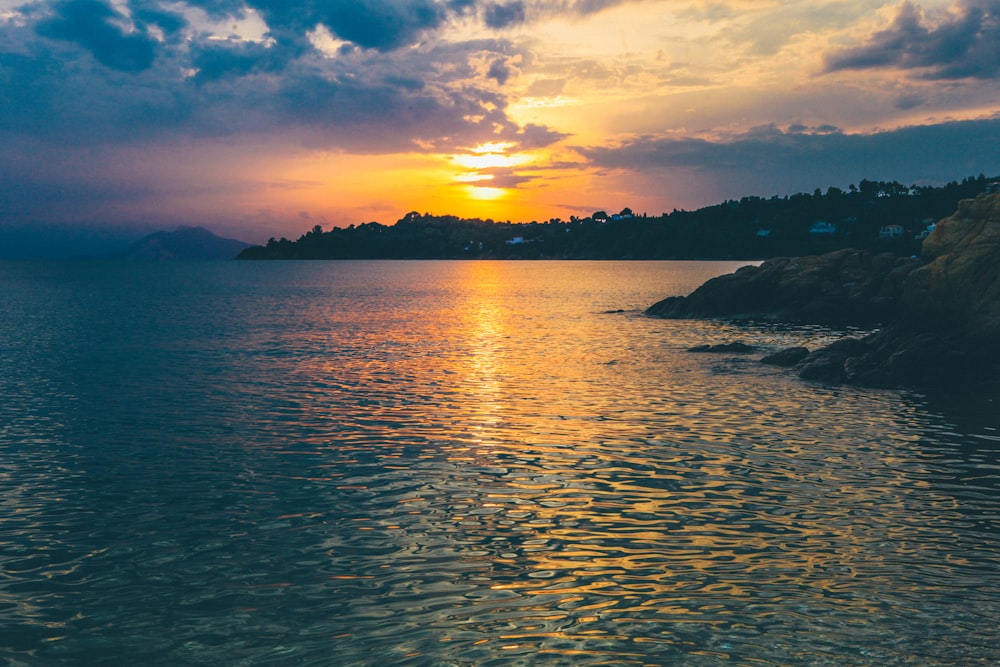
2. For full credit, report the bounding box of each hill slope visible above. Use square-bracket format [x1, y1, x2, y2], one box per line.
[111, 227, 251, 260]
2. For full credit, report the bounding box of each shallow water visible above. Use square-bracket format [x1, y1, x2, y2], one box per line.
[1, 260, 998, 666]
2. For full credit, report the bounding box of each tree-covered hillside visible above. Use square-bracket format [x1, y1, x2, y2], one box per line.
[238, 175, 997, 260]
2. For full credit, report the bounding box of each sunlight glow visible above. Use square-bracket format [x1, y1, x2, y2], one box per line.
[446, 142, 537, 202]
[454, 173, 494, 183]
[473, 142, 515, 154]
[453, 151, 529, 171]
[467, 186, 506, 201]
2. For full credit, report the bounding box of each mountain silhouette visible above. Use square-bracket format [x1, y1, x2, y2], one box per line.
[109, 226, 251, 260]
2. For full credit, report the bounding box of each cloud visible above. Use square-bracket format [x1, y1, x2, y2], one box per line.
[524, 77, 565, 96]
[35, 0, 159, 72]
[304, 0, 446, 52]
[177, 1, 452, 53]
[1, 2, 562, 154]
[473, 166, 537, 188]
[514, 122, 569, 149]
[824, 0, 1000, 79]
[190, 40, 287, 83]
[487, 56, 513, 83]
[484, 1, 526, 28]
[894, 92, 926, 109]
[578, 117, 1000, 197]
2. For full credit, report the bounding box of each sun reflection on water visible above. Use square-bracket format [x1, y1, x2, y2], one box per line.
[3, 261, 999, 666]
[459, 262, 507, 444]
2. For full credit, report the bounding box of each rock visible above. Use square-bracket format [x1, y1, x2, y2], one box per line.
[646, 249, 920, 326]
[792, 338, 869, 383]
[901, 194, 1000, 339]
[650, 192, 1000, 389]
[830, 194, 1000, 387]
[687, 342, 756, 354]
[760, 346, 810, 367]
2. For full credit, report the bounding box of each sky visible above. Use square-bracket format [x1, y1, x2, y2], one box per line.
[1, 0, 999, 253]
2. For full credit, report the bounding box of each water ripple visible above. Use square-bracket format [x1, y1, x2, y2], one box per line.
[1, 261, 999, 666]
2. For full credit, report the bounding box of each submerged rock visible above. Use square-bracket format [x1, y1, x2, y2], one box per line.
[687, 342, 756, 354]
[759, 346, 810, 367]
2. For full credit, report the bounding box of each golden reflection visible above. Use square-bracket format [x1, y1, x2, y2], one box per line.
[405, 265, 974, 649]
[457, 262, 507, 443]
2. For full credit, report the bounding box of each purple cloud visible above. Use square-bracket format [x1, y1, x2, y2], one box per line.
[824, 0, 1000, 79]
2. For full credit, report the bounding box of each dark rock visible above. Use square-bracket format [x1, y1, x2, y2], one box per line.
[760, 346, 810, 367]
[649, 192, 1000, 389]
[793, 338, 870, 384]
[688, 342, 756, 354]
[837, 194, 1000, 388]
[646, 249, 920, 327]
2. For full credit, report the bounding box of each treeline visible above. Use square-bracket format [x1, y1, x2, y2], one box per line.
[237, 174, 997, 260]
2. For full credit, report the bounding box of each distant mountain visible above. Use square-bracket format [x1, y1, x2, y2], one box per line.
[109, 226, 251, 260]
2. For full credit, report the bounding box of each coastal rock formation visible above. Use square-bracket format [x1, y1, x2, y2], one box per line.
[902, 193, 1000, 338]
[653, 192, 1000, 388]
[829, 192, 1000, 387]
[646, 249, 920, 327]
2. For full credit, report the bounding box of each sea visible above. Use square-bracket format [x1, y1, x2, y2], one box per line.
[1, 260, 998, 666]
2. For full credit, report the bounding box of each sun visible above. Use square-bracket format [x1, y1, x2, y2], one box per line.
[452, 142, 529, 171]
[466, 185, 506, 200]
[446, 142, 534, 202]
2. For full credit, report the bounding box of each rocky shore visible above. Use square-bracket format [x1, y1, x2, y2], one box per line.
[646, 192, 1000, 388]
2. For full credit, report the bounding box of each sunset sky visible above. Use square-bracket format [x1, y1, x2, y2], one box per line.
[1, 0, 998, 252]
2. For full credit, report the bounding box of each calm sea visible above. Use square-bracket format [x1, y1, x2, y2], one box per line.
[1, 260, 998, 666]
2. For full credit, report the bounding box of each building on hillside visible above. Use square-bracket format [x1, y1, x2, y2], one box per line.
[879, 224, 905, 239]
[915, 220, 937, 240]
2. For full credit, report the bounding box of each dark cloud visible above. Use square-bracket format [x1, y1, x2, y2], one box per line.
[894, 92, 926, 110]
[786, 124, 841, 135]
[190, 41, 289, 83]
[234, 0, 449, 52]
[35, 0, 159, 72]
[484, 2, 526, 28]
[0, 2, 562, 155]
[487, 57, 512, 84]
[132, 6, 188, 40]
[315, 0, 446, 51]
[579, 118, 1000, 197]
[824, 0, 1000, 79]
[515, 123, 569, 149]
